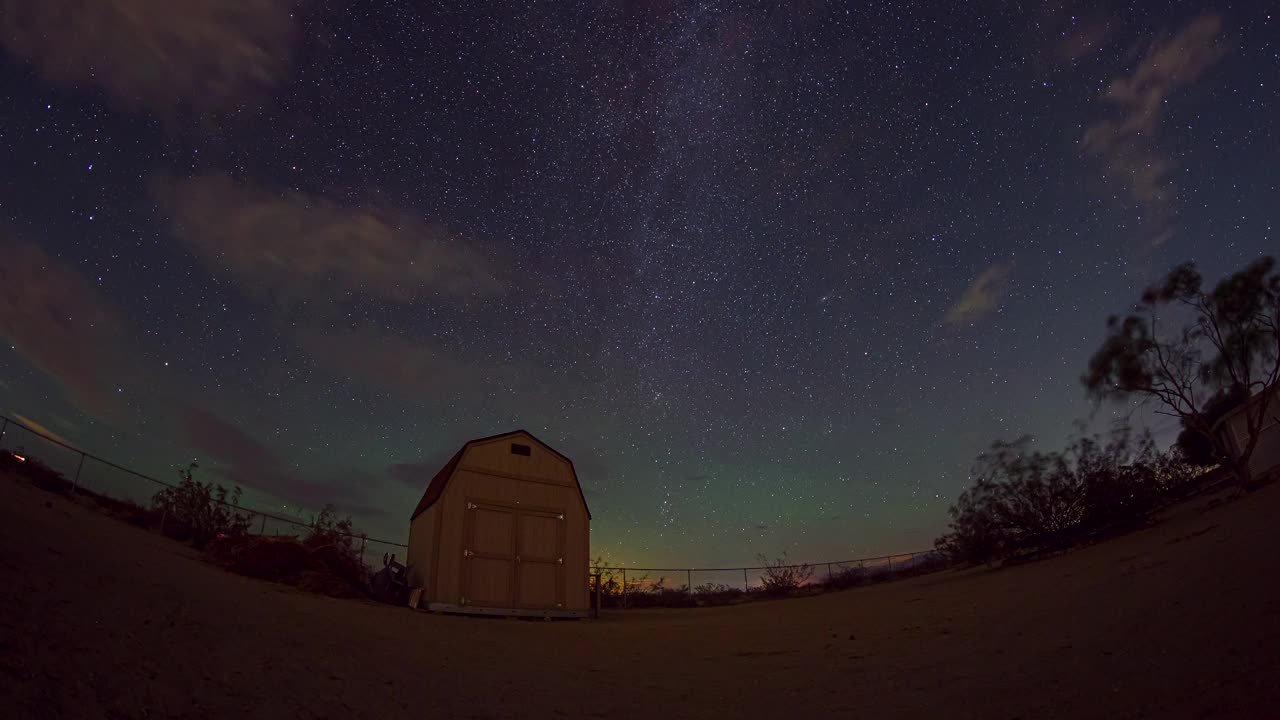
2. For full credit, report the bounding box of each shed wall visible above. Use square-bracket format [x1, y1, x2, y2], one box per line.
[406, 504, 438, 591]
[430, 438, 589, 610]
[1225, 387, 1280, 480]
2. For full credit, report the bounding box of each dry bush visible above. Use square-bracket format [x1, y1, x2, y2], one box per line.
[825, 565, 867, 590]
[692, 582, 748, 607]
[892, 553, 950, 579]
[151, 463, 251, 547]
[640, 578, 695, 607]
[206, 509, 369, 599]
[589, 557, 631, 608]
[300, 505, 366, 589]
[864, 567, 893, 584]
[208, 535, 311, 582]
[756, 553, 814, 596]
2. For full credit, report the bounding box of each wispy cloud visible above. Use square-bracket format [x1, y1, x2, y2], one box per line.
[0, 237, 125, 417]
[295, 327, 570, 422]
[181, 406, 386, 516]
[944, 263, 1012, 328]
[11, 414, 73, 447]
[294, 329, 484, 396]
[1080, 14, 1226, 247]
[0, 0, 299, 113]
[158, 174, 508, 306]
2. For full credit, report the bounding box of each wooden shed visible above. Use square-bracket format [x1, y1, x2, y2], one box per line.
[1213, 385, 1280, 483]
[406, 430, 591, 617]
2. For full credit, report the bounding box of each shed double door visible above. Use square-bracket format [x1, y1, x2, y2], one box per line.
[461, 500, 565, 609]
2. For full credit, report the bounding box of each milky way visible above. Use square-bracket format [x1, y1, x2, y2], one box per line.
[0, 1, 1274, 567]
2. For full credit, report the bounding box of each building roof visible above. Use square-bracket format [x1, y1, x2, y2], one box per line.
[1211, 384, 1280, 435]
[408, 429, 592, 521]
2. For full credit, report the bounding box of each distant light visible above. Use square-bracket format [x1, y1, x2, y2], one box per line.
[13, 454, 26, 462]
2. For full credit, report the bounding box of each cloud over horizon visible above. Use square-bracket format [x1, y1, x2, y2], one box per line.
[1080, 14, 1225, 247]
[0, 0, 299, 113]
[181, 406, 387, 517]
[0, 237, 126, 417]
[158, 174, 508, 307]
[295, 329, 481, 398]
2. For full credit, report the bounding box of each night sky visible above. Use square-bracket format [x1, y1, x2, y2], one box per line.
[0, 1, 1275, 568]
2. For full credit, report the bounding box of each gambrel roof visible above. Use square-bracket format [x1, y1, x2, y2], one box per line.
[409, 430, 591, 521]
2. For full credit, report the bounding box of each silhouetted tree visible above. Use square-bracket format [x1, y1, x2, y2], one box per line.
[1083, 257, 1280, 487]
[935, 425, 1190, 564]
[935, 476, 1006, 565]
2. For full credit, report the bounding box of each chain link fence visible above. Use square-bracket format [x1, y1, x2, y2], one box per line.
[590, 549, 949, 609]
[0, 414, 408, 567]
[2, 413, 949, 609]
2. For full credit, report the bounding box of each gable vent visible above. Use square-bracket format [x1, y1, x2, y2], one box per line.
[510, 443, 532, 456]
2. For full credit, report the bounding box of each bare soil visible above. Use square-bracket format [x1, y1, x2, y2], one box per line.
[2, 472, 1278, 719]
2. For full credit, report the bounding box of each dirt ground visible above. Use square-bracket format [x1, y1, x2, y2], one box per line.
[1, 473, 1278, 719]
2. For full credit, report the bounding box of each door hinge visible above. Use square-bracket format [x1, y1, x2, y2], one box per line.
[467, 502, 476, 510]
[516, 555, 522, 563]
[463, 549, 473, 557]
[557, 513, 565, 520]
[460, 596, 467, 605]
[557, 557, 564, 565]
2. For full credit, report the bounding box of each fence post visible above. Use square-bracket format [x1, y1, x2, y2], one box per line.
[621, 569, 627, 608]
[593, 573, 602, 618]
[73, 453, 86, 490]
[359, 536, 367, 566]
[888, 555, 893, 573]
[687, 569, 693, 598]
[826, 563, 833, 583]
[259, 514, 266, 535]
[743, 567, 748, 592]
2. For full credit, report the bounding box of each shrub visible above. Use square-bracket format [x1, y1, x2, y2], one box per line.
[756, 552, 813, 595]
[825, 565, 867, 589]
[151, 462, 252, 547]
[936, 424, 1202, 565]
[589, 557, 627, 607]
[208, 535, 311, 583]
[864, 567, 893, 584]
[691, 582, 748, 606]
[637, 577, 695, 607]
[894, 552, 950, 578]
[301, 505, 367, 590]
[205, 506, 370, 599]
